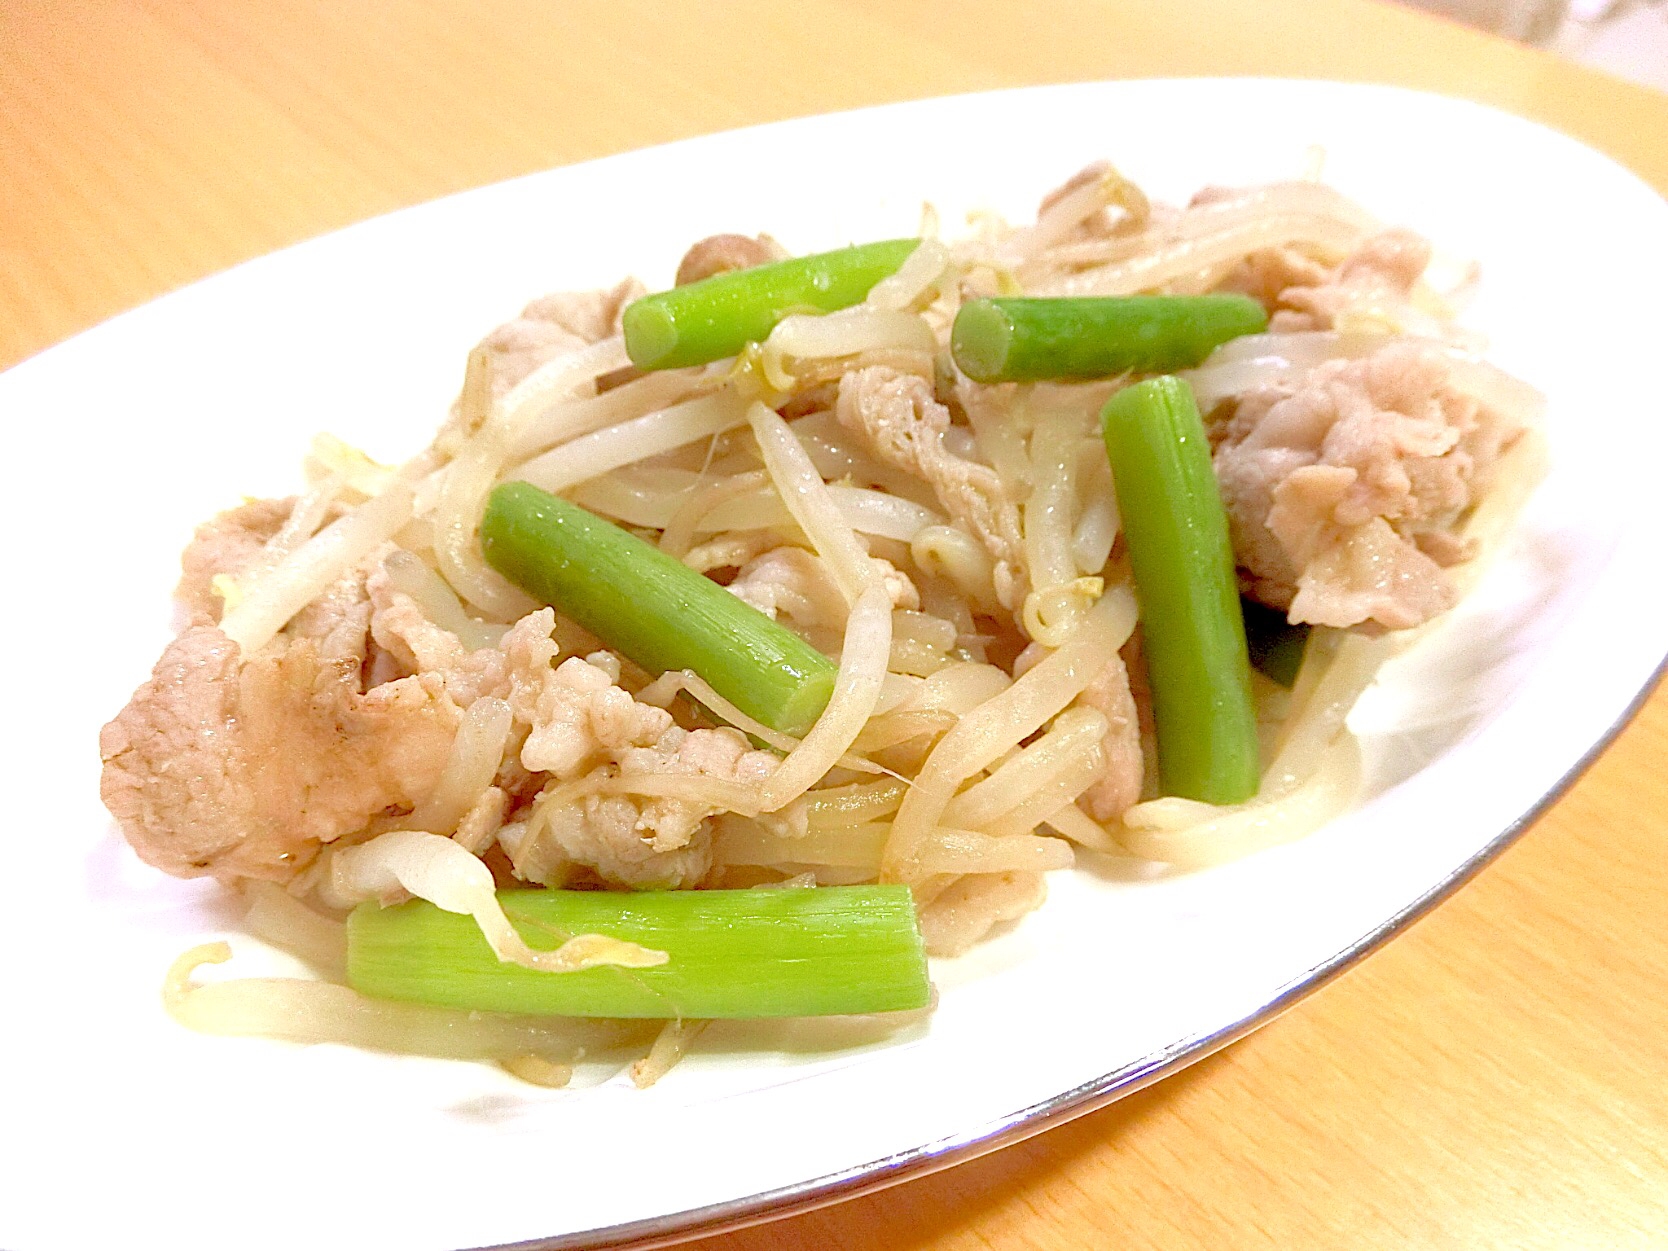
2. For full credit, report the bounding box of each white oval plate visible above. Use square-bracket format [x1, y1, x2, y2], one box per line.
[2, 79, 1665, 1251]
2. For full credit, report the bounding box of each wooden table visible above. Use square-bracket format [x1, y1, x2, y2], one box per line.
[8, 2, 1665, 1246]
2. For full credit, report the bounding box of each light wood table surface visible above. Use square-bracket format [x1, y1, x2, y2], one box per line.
[8, 2, 1666, 1247]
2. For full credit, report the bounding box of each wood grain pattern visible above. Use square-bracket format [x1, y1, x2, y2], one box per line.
[5, 1, 1665, 1246]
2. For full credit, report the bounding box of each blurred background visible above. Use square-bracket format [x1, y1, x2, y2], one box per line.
[1401, 0, 1667, 90]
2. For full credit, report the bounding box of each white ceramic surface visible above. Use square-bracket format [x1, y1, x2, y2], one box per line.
[2, 79, 1665, 1251]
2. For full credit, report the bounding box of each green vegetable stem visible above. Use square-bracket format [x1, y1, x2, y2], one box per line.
[480, 482, 837, 736]
[952, 294, 1267, 383]
[348, 885, 931, 1018]
[1100, 376, 1260, 805]
[623, 238, 922, 370]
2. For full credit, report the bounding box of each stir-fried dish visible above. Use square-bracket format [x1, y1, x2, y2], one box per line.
[98, 161, 1544, 1083]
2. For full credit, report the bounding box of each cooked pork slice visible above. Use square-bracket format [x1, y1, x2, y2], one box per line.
[1269, 228, 1432, 332]
[369, 576, 678, 781]
[471, 278, 643, 399]
[366, 567, 481, 686]
[917, 870, 1047, 957]
[520, 281, 642, 344]
[1074, 652, 1145, 822]
[727, 546, 847, 632]
[837, 366, 1026, 609]
[1211, 246, 1332, 311]
[527, 726, 779, 889]
[99, 625, 460, 883]
[175, 497, 296, 626]
[370, 573, 782, 890]
[106, 546, 724, 885]
[727, 547, 920, 634]
[1211, 341, 1521, 630]
[674, 233, 779, 286]
[502, 622, 673, 779]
